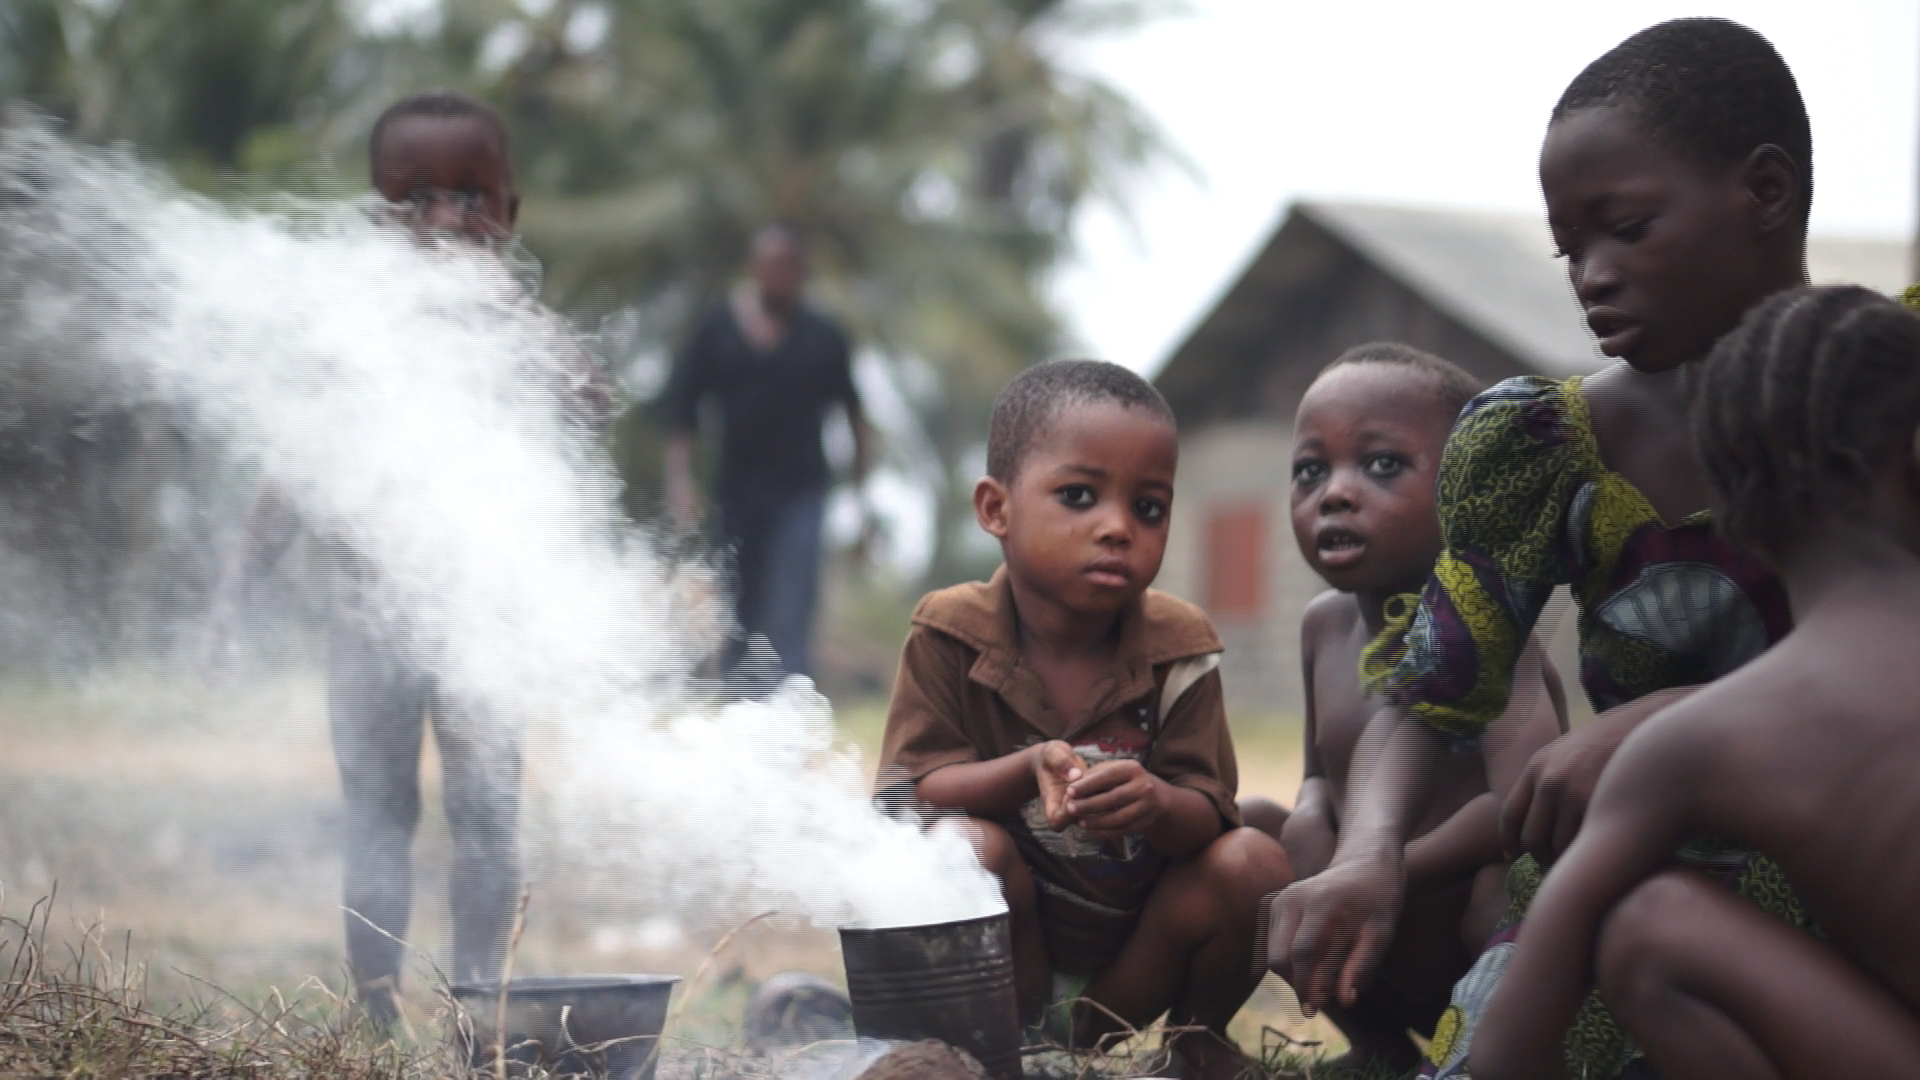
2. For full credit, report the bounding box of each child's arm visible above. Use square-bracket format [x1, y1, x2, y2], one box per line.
[882, 621, 1089, 827]
[1500, 683, 1699, 863]
[1401, 792, 1500, 888]
[1283, 601, 1338, 878]
[1406, 638, 1570, 886]
[917, 741, 1086, 824]
[1469, 705, 1702, 1080]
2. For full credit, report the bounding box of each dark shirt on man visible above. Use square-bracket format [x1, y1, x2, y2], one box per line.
[659, 304, 860, 494]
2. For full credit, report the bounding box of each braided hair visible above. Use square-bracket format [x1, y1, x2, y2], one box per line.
[1692, 286, 1920, 565]
[1556, 18, 1812, 226]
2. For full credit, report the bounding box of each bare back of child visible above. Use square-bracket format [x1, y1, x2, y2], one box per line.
[880, 361, 1293, 1080]
[1473, 288, 1920, 1080]
[1243, 346, 1566, 1071]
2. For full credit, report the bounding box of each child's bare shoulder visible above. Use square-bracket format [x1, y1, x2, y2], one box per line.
[1610, 655, 1816, 813]
[1300, 589, 1361, 650]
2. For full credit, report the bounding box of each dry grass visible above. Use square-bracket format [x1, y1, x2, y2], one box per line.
[0, 670, 1348, 1077]
[0, 894, 464, 1078]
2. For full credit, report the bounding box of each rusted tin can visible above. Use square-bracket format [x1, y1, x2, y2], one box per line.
[838, 913, 1022, 1080]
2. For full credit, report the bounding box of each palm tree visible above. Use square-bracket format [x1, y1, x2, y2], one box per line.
[436, 0, 1168, 585]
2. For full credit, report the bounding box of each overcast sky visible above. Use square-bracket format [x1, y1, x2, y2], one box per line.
[1054, 1, 1920, 377]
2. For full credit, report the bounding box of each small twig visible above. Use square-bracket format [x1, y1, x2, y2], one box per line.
[495, 886, 530, 1080]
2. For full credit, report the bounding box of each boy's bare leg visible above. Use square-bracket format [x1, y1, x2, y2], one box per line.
[1081, 828, 1293, 1080]
[1461, 861, 1509, 956]
[1599, 870, 1920, 1080]
[964, 817, 1051, 1024]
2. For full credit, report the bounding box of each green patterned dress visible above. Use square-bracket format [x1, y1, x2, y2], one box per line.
[1360, 375, 1807, 1079]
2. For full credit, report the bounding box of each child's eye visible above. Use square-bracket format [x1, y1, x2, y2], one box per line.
[1608, 217, 1651, 243]
[1133, 497, 1167, 525]
[1056, 485, 1096, 509]
[406, 187, 432, 207]
[1364, 453, 1407, 479]
[1292, 460, 1327, 487]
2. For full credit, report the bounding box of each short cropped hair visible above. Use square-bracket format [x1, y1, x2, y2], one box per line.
[1693, 286, 1920, 565]
[369, 89, 512, 174]
[1317, 342, 1484, 422]
[1554, 18, 1811, 224]
[986, 360, 1175, 482]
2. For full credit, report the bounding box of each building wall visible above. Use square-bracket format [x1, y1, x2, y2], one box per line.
[1160, 420, 1318, 717]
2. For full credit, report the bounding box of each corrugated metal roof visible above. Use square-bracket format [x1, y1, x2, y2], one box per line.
[1294, 200, 1909, 377]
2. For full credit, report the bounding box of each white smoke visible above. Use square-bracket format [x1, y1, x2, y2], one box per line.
[0, 112, 1002, 931]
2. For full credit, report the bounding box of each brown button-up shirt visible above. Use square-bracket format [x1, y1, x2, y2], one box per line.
[878, 567, 1238, 971]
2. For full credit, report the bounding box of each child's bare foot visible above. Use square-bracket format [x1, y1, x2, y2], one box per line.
[1168, 1029, 1261, 1080]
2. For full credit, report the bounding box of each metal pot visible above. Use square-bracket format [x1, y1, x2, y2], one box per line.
[451, 974, 678, 1080]
[838, 913, 1021, 1080]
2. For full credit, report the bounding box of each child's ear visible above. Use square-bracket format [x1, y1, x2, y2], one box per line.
[974, 476, 1011, 539]
[1743, 144, 1800, 234]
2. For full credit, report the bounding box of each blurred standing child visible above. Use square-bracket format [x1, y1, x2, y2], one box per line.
[1240, 344, 1566, 1073]
[220, 90, 609, 1027]
[878, 360, 1292, 1080]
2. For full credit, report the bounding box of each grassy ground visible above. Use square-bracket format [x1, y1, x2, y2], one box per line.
[0, 668, 1348, 1072]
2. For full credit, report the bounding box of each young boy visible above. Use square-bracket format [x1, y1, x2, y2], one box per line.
[878, 360, 1292, 1080]
[1241, 345, 1566, 1072]
[1472, 286, 1920, 1078]
[215, 90, 607, 1027]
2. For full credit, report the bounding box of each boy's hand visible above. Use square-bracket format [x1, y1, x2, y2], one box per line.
[1501, 686, 1698, 864]
[1267, 850, 1405, 1013]
[1033, 741, 1087, 830]
[1064, 759, 1168, 838]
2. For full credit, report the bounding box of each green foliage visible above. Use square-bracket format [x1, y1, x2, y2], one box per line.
[1, 0, 1169, 587]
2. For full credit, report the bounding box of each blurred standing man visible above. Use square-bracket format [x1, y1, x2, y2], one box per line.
[661, 224, 873, 686]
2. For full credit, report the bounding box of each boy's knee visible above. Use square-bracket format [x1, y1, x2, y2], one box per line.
[1596, 870, 1707, 1015]
[1237, 797, 1289, 841]
[1194, 827, 1294, 905]
[961, 816, 1026, 881]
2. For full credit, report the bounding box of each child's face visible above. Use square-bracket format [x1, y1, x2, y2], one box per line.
[1290, 364, 1451, 595]
[373, 116, 519, 246]
[1540, 103, 1790, 374]
[975, 401, 1178, 619]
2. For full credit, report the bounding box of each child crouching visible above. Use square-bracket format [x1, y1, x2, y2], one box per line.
[879, 360, 1292, 1080]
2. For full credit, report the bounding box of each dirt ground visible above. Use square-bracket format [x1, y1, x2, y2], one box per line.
[0, 667, 1343, 1063]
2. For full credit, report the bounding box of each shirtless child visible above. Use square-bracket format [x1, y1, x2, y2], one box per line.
[1471, 288, 1920, 1078]
[1242, 345, 1566, 1072]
